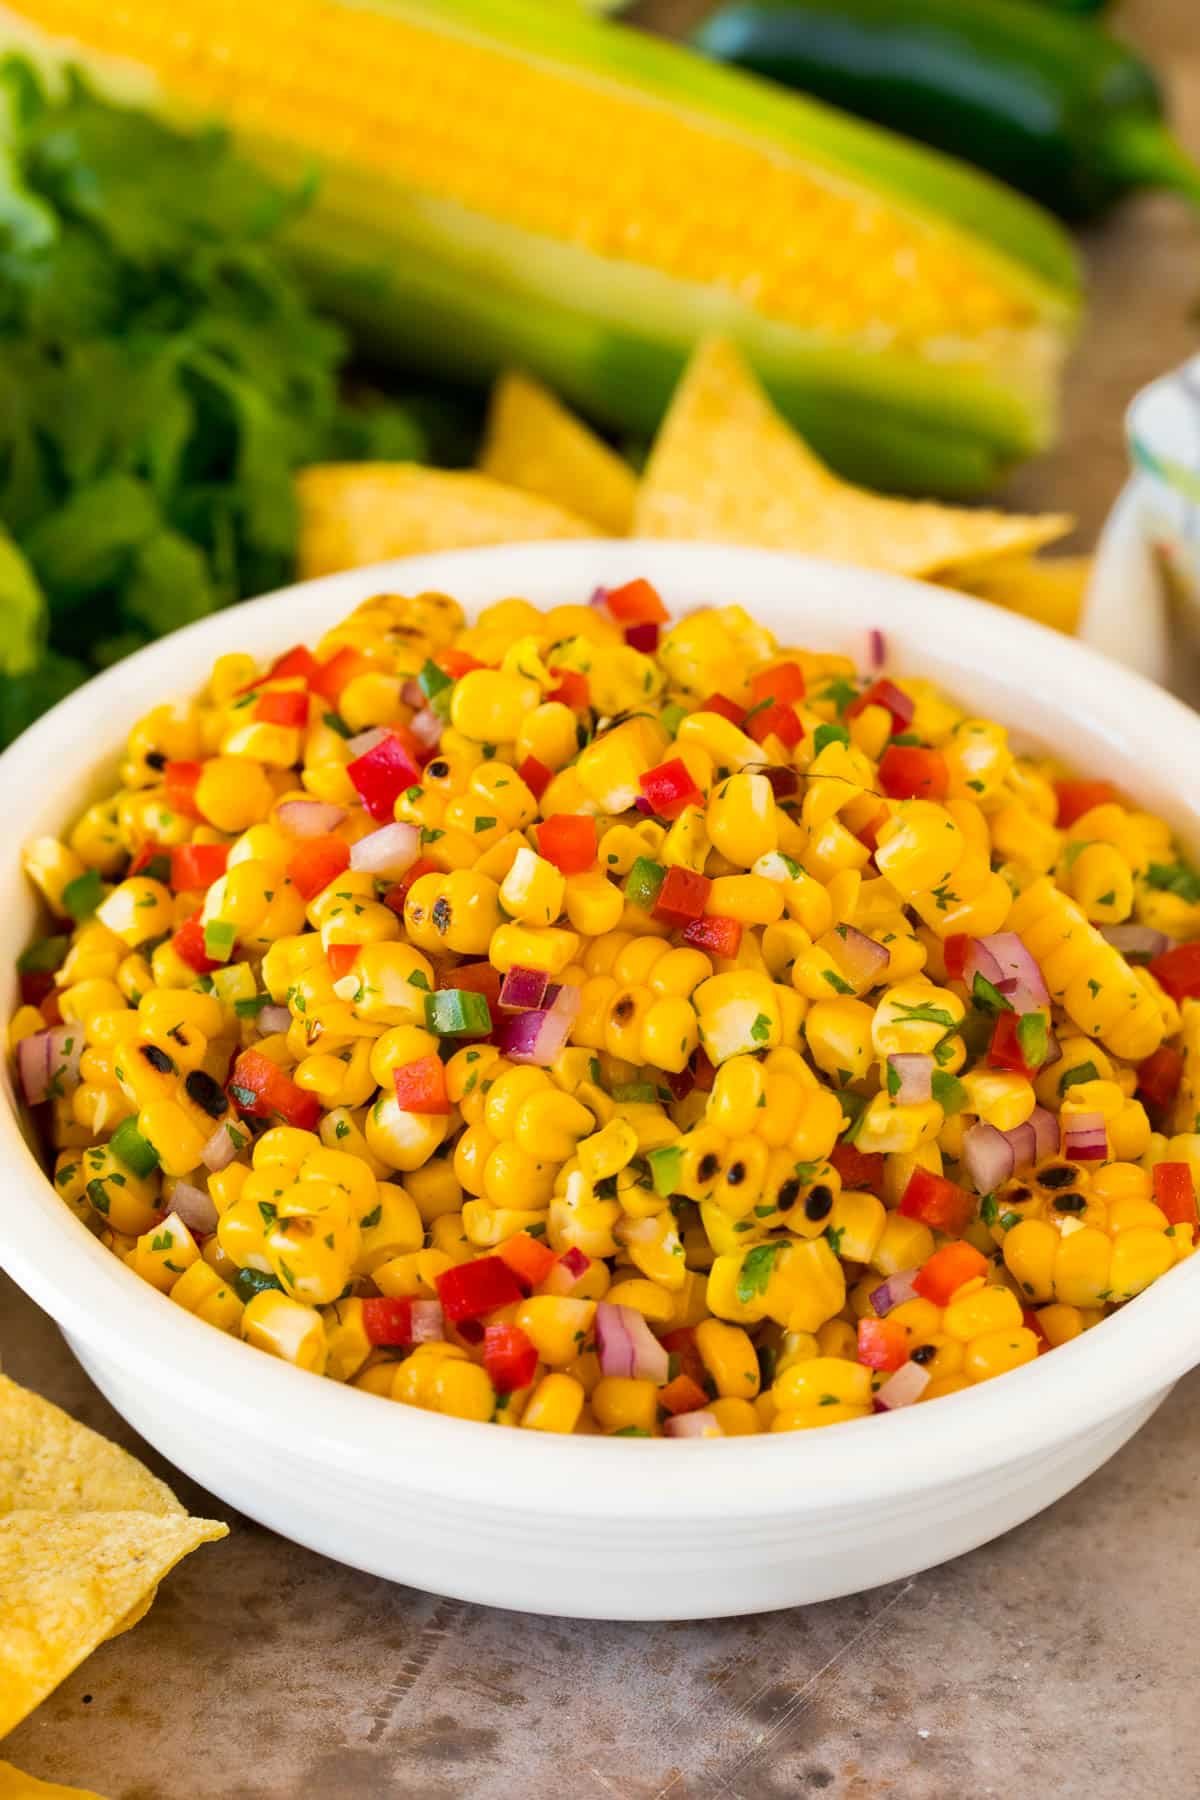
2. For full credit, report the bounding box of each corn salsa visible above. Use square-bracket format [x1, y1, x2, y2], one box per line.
[12, 582, 1200, 1437]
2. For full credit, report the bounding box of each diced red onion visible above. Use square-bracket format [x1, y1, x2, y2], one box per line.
[409, 1298, 445, 1345]
[664, 1411, 723, 1438]
[874, 1361, 932, 1411]
[868, 1267, 920, 1317]
[868, 628, 886, 671]
[560, 1247, 590, 1280]
[594, 1302, 670, 1383]
[753, 765, 800, 801]
[170, 1180, 218, 1236]
[548, 983, 581, 1020]
[350, 822, 421, 879]
[202, 1120, 240, 1172]
[1061, 1111, 1108, 1161]
[589, 585, 609, 610]
[1029, 1105, 1059, 1162]
[541, 1248, 592, 1297]
[276, 799, 347, 839]
[887, 1054, 932, 1104]
[966, 933, 1049, 1014]
[346, 726, 389, 759]
[834, 926, 889, 991]
[1042, 1027, 1062, 1070]
[408, 706, 444, 751]
[499, 965, 549, 1011]
[493, 1006, 573, 1066]
[256, 1005, 293, 1036]
[963, 1120, 1015, 1194]
[1002, 1120, 1037, 1171]
[17, 1025, 82, 1107]
[1099, 924, 1170, 960]
[400, 677, 424, 708]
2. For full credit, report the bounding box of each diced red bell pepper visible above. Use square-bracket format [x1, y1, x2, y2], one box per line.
[1153, 1162, 1198, 1236]
[943, 933, 969, 982]
[436, 1255, 525, 1324]
[538, 813, 596, 875]
[830, 1142, 885, 1195]
[442, 960, 503, 1013]
[433, 646, 486, 680]
[288, 835, 351, 901]
[1149, 944, 1200, 1001]
[854, 805, 890, 856]
[129, 842, 168, 878]
[482, 1323, 539, 1393]
[393, 1055, 452, 1116]
[227, 1048, 320, 1130]
[698, 692, 745, 726]
[517, 754, 552, 801]
[878, 744, 948, 801]
[255, 689, 310, 729]
[170, 842, 230, 894]
[624, 621, 659, 653]
[547, 667, 590, 711]
[327, 944, 359, 982]
[988, 1010, 1037, 1079]
[657, 1373, 710, 1415]
[745, 700, 804, 749]
[382, 857, 437, 916]
[264, 645, 320, 686]
[691, 1048, 717, 1092]
[857, 1316, 909, 1372]
[604, 578, 669, 625]
[163, 759, 204, 820]
[18, 970, 53, 1008]
[172, 914, 222, 974]
[361, 1297, 428, 1348]
[347, 732, 422, 822]
[311, 646, 375, 704]
[1022, 1307, 1049, 1347]
[847, 679, 914, 733]
[639, 757, 703, 820]
[1054, 779, 1118, 828]
[750, 660, 806, 706]
[681, 914, 742, 958]
[1137, 1045, 1184, 1113]
[496, 1231, 558, 1291]
[660, 1326, 708, 1390]
[913, 1240, 989, 1306]
[653, 866, 712, 926]
[899, 1167, 975, 1236]
[39, 989, 63, 1027]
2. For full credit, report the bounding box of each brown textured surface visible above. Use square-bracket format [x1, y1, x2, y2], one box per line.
[4, 2, 1200, 1793]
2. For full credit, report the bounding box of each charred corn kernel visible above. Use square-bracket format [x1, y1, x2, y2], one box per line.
[516, 1296, 596, 1365]
[592, 1376, 658, 1435]
[521, 1373, 586, 1434]
[963, 1327, 1038, 1383]
[695, 1319, 759, 1397]
[403, 868, 501, 956]
[773, 1356, 873, 1410]
[169, 1261, 244, 1334]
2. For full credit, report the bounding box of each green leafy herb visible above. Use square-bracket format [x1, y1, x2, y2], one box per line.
[980, 1194, 999, 1226]
[1146, 861, 1200, 903]
[821, 968, 854, 997]
[817, 677, 858, 716]
[931, 1070, 967, 1116]
[60, 869, 104, 921]
[1059, 1060, 1100, 1095]
[824, 1225, 845, 1257]
[749, 1011, 772, 1043]
[647, 1145, 682, 1198]
[735, 1242, 781, 1304]
[893, 1001, 958, 1030]
[971, 973, 1013, 1015]
[812, 721, 850, 756]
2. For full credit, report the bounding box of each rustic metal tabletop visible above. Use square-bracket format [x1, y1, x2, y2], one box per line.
[4, 1, 1200, 1795]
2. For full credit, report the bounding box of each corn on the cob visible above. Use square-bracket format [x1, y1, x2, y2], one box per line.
[2, 0, 1080, 495]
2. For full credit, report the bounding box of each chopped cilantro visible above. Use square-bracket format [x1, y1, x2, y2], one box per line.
[813, 722, 850, 756]
[736, 1242, 781, 1304]
[1060, 1061, 1100, 1095]
[971, 973, 1013, 1015]
[749, 1011, 772, 1043]
[821, 968, 855, 996]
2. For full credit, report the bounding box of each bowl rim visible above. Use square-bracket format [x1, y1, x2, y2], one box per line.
[3, 537, 1200, 1521]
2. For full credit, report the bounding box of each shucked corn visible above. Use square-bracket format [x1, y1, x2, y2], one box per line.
[14, 583, 1200, 1439]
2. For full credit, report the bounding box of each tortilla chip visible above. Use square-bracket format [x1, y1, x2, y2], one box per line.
[634, 338, 1070, 577]
[0, 1510, 227, 1737]
[0, 1760, 112, 1800]
[0, 1376, 181, 1519]
[478, 372, 637, 537]
[944, 553, 1091, 636]
[296, 465, 598, 580]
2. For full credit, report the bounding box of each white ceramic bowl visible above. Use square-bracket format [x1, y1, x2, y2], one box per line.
[4, 541, 1200, 1622]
